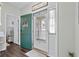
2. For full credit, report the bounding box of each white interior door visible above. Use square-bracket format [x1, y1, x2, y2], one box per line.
[33, 9, 48, 53]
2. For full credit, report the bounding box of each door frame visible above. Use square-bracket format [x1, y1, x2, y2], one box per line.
[6, 14, 20, 45]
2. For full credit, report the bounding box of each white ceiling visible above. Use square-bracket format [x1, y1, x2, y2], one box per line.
[4, 2, 34, 10]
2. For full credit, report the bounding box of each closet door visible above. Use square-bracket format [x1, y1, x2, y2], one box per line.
[20, 14, 32, 49]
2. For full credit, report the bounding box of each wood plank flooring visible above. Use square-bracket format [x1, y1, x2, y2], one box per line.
[1, 43, 31, 57]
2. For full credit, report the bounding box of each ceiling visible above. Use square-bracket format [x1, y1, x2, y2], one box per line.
[3, 2, 35, 10]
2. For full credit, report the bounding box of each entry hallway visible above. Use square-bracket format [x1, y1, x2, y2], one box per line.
[0, 2, 79, 57]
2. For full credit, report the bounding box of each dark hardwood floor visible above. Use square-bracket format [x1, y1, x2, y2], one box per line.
[1, 43, 31, 57]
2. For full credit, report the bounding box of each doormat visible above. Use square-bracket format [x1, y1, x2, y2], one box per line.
[25, 49, 46, 57]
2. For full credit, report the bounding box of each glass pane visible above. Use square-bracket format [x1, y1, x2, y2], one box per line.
[0, 6, 1, 26]
[34, 9, 47, 40]
[49, 9, 56, 33]
[41, 17, 46, 30]
[36, 15, 46, 39]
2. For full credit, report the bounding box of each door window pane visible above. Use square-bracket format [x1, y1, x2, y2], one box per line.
[49, 9, 56, 33]
[0, 6, 1, 26]
[34, 9, 47, 40]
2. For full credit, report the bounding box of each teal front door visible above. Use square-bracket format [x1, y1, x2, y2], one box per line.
[20, 14, 32, 49]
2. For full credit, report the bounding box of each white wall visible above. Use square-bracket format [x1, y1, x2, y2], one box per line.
[0, 3, 6, 51]
[20, 4, 32, 15]
[20, 2, 37, 15]
[75, 2, 79, 57]
[2, 3, 20, 45]
[58, 2, 75, 57]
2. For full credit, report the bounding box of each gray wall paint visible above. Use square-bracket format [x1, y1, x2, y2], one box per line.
[58, 2, 75, 57]
[75, 2, 79, 57]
